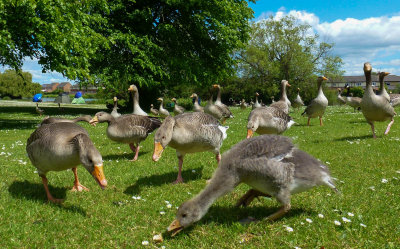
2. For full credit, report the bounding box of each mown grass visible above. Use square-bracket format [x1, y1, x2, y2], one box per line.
[0, 102, 399, 248]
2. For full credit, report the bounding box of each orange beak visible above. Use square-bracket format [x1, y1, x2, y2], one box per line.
[89, 116, 98, 126]
[168, 219, 184, 236]
[128, 86, 133, 91]
[322, 76, 328, 80]
[212, 84, 219, 88]
[287, 83, 291, 87]
[92, 164, 107, 189]
[190, 94, 194, 98]
[247, 129, 253, 138]
[384, 72, 390, 76]
[152, 142, 164, 161]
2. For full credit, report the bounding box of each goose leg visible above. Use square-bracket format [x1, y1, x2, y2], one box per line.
[307, 117, 310, 126]
[235, 189, 271, 207]
[41, 176, 64, 204]
[129, 143, 140, 161]
[216, 153, 221, 164]
[368, 121, 376, 139]
[71, 167, 89, 192]
[319, 116, 323, 126]
[173, 155, 184, 184]
[384, 118, 394, 135]
[265, 190, 291, 221]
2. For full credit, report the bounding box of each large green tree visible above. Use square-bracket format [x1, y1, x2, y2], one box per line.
[235, 15, 344, 103]
[0, 0, 254, 97]
[0, 70, 41, 98]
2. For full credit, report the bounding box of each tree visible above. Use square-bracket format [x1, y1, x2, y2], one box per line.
[0, 70, 41, 98]
[0, 0, 255, 102]
[236, 15, 344, 103]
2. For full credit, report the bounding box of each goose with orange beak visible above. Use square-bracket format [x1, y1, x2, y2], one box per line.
[26, 122, 107, 203]
[153, 113, 227, 184]
[270, 80, 291, 114]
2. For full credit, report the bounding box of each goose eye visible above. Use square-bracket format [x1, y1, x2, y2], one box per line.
[182, 214, 187, 218]
[162, 136, 166, 140]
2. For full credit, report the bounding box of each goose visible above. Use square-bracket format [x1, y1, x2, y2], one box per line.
[390, 98, 400, 107]
[26, 122, 107, 203]
[153, 112, 228, 184]
[247, 107, 295, 138]
[213, 84, 233, 120]
[301, 76, 328, 126]
[377, 71, 390, 102]
[240, 99, 248, 109]
[111, 97, 121, 118]
[128, 84, 148, 116]
[157, 97, 170, 118]
[270, 80, 291, 114]
[36, 103, 44, 116]
[337, 88, 346, 105]
[90, 112, 161, 161]
[360, 62, 396, 138]
[172, 98, 185, 115]
[41, 115, 92, 126]
[345, 86, 362, 112]
[167, 135, 338, 235]
[292, 88, 304, 111]
[191, 93, 204, 112]
[150, 104, 159, 116]
[204, 92, 231, 123]
[253, 93, 262, 109]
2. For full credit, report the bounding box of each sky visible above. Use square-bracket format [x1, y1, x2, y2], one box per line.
[3, 0, 400, 84]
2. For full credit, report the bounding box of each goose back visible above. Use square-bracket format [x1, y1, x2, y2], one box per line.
[247, 107, 294, 136]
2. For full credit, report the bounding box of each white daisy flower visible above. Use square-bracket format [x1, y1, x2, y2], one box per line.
[306, 218, 313, 223]
[347, 212, 354, 217]
[334, 220, 341, 226]
[141, 241, 149, 246]
[318, 214, 324, 218]
[381, 178, 388, 183]
[342, 217, 351, 223]
[360, 223, 367, 228]
[285, 226, 293, 232]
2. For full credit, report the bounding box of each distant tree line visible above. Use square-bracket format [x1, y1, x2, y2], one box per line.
[0, 70, 41, 99]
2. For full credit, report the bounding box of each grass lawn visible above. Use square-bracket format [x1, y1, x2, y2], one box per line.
[0, 101, 399, 248]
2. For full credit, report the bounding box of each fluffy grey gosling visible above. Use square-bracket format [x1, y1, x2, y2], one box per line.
[168, 135, 338, 235]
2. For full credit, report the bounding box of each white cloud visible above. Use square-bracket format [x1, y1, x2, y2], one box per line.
[257, 10, 400, 75]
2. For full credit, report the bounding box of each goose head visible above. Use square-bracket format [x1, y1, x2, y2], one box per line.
[246, 118, 259, 138]
[284, 80, 291, 87]
[171, 98, 177, 103]
[151, 104, 154, 108]
[113, 96, 118, 102]
[212, 84, 221, 89]
[255, 92, 259, 97]
[153, 116, 175, 161]
[80, 146, 107, 189]
[128, 84, 138, 92]
[89, 111, 113, 126]
[168, 199, 205, 236]
[379, 71, 390, 79]
[157, 97, 163, 102]
[364, 62, 372, 72]
[318, 76, 328, 82]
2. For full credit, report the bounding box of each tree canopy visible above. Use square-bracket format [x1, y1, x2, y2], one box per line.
[234, 15, 344, 103]
[0, 0, 255, 95]
[0, 70, 41, 99]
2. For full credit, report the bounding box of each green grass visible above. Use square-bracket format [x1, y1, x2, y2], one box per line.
[0, 101, 399, 248]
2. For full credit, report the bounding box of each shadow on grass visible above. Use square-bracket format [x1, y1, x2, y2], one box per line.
[8, 180, 87, 216]
[163, 205, 313, 239]
[334, 134, 374, 141]
[102, 150, 150, 161]
[124, 167, 203, 195]
[0, 106, 106, 116]
[0, 118, 39, 130]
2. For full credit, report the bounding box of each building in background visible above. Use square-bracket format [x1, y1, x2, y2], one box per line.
[327, 75, 400, 92]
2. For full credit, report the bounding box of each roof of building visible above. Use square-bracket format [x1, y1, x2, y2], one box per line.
[329, 75, 400, 83]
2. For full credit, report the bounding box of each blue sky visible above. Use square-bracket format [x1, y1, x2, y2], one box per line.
[250, 0, 400, 76]
[3, 1, 400, 84]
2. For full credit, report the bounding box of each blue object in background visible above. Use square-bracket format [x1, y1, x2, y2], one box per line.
[32, 93, 43, 102]
[75, 91, 82, 98]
